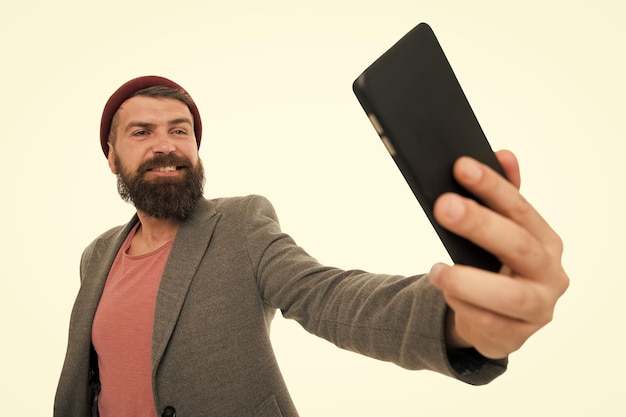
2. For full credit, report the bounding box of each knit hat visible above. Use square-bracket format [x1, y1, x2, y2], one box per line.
[99, 75, 202, 157]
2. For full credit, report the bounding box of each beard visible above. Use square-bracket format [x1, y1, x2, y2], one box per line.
[114, 153, 205, 221]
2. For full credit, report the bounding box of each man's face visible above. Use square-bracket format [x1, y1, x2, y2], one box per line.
[108, 95, 204, 220]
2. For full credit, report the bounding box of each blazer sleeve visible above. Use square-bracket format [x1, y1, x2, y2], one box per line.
[243, 195, 506, 385]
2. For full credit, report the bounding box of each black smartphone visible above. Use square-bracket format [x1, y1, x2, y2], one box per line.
[353, 22, 506, 272]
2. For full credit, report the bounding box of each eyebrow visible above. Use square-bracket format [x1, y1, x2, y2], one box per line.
[123, 118, 193, 133]
[168, 117, 193, 127]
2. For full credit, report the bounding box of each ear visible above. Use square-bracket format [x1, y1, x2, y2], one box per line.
[107, 143, 118, 174]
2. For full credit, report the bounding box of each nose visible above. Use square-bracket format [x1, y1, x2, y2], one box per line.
[151, 133, 176, 154]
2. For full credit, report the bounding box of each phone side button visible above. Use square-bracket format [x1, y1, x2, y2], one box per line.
[380, 135, 396, 157]
[368, 114, 384, 135]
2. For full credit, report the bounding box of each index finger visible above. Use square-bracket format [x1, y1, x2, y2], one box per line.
[453, 156, 563, 253]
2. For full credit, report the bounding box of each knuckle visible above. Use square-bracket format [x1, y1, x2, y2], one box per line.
[505, 289, 530, 313]
[507, 195, 534, 220]
[550, 233, 565, 256]
[538, 306, 555, 325]
[559, 272, 570, 295]
[532, 289, 559, 326]
[512, 232, 539, 259]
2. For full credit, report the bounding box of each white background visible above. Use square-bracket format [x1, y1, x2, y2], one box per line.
[1, 1, 624, 415]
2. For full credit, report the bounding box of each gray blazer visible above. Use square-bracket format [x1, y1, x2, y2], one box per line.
[54, 195, 506, 417]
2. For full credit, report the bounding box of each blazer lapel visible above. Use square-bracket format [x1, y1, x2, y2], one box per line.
[152, 198, 221, 369]
[76, 218, 138, 337]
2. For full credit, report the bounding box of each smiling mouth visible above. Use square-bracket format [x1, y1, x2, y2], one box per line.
[146, 165, 186, 173]
[154, 166, 177, 172]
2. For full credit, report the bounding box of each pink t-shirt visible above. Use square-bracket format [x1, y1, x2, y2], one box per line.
[92, 223, 173, 417]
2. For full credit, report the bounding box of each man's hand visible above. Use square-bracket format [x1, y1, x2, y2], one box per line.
[428, 150, 569, 359]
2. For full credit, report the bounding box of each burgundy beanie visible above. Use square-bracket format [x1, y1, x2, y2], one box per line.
[99, 75, 202, 157]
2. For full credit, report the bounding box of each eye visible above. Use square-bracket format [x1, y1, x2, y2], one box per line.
[132, 130, 150, 137]
[171, 128, 189, 136]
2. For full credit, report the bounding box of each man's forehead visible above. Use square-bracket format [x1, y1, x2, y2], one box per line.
[118, 95, 192, 114]
[114, 97, 193, 136]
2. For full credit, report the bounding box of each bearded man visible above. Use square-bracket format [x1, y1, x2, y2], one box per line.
[54, 76, 568, 417]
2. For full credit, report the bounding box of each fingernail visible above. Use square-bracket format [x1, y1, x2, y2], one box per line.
[429, 262, 448, 284]
[459, 157, 482, 183]
[443, 195, 466, 221]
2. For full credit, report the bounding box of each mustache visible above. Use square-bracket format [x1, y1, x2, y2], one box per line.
[115, 155, 205, 221]
[138, 154, 193, 173]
